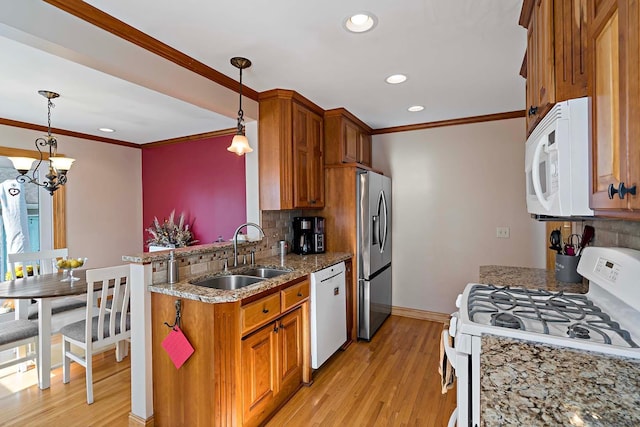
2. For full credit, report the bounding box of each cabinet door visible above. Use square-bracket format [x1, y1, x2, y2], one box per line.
[590, 3, 626, 210]
[620, 0, 640, 210]
[527, 0, 556, 133]
[293, 102, 324, 208]
[358, 132, 372, 166]
[554, 0, 589, 101]
[307, 110, 325, 207]
[242, 323, 277, 424]
[277, 308, 303, 396]
[342, 120, 359, 163]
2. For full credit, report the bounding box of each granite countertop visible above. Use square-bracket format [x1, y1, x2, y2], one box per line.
[480, 265, 588, 293]
[123, 241, 238, 264]
[148, 252, 352, 303]
[481, 335, 640, 427]
[477, 266, 640, 426]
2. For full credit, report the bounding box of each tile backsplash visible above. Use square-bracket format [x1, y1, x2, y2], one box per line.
[581, 220, 640, 251]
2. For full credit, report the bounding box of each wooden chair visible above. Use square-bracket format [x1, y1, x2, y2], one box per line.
[7, 249, 86, 332]
[60, 265, 131, 404]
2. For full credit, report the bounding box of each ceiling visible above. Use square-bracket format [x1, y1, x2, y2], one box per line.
[0, 0, 526, 145]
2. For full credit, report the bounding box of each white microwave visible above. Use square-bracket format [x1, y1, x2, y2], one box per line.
[525, 97, 593, 217]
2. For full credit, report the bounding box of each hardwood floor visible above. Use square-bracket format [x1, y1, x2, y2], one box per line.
[266, 316, 457, 427]
[0, 349, 131, 426]
[0, 316, 455, 426]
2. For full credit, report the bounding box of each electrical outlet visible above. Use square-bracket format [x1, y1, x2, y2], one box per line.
[496, 227, 510, 238]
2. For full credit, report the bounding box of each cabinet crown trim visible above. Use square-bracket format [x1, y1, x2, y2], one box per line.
[259, 89, 324, 115]
[324, 108, 373, 133]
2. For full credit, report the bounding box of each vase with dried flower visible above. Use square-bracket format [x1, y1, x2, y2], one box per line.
[146, 210, 198, 251]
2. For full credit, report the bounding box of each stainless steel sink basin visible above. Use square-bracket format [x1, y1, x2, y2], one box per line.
[190, 275, 265, 290]
[242, 267, 291, 279]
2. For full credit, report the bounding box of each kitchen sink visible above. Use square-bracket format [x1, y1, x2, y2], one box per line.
[190, 275, 265, 290]
[241, 267, 291, 279]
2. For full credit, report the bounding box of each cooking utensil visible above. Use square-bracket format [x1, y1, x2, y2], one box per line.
[549, 229, 563, 254]
[575, 225, 595, 256]
[564, 234, 581, 256]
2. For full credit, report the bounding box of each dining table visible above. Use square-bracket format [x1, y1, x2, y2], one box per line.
[0, 269, 88, 390]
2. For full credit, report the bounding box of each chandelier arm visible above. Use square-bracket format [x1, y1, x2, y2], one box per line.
[13, 90, 66, 195]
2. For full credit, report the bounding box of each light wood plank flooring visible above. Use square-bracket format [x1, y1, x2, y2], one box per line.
[267, 315, 456, 426]
[0, 349, 131, 426]
[0, 316, 455, 426]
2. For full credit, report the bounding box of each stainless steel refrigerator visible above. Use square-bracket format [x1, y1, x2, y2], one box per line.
[357, 170, 392, 340]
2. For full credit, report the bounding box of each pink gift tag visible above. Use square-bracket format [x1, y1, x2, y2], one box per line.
[161, 326, 195, 369]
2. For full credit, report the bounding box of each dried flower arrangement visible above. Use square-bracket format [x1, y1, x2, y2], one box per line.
[146, 210, 198, 248]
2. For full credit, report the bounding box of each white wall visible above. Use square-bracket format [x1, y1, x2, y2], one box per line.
[373, 117, 545, 314]
[0, 124, 143, 267]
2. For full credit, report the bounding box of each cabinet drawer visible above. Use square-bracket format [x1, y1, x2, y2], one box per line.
[281, 280, 309, 312]
[241, 293, 281, 334]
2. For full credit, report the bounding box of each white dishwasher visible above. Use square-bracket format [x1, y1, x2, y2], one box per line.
[310, 261, 346, 369]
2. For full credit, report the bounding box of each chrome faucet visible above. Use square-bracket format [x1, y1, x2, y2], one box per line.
[232, 222, 265, 267]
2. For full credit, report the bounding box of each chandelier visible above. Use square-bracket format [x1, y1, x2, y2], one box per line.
[8, 90, 75, 195]
[227, 57, 253, 156]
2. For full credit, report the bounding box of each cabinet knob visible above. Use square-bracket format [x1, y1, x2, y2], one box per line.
[609, 182, 637, 199]
[528, 106, 538, 117]
[297, 291, 303, 297]
[619, 182, 637, 199]
[262, 308, 269, 314]
[273, 324, 279, 333]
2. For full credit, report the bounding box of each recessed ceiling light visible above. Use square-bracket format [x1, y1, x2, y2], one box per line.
[386, 74, 407, 84]
[408, 105, 424, 112]
[98, 127, 115, 133]
[344, 13, 378, 33]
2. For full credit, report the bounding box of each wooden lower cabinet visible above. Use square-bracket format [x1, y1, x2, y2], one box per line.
[151, 278, 310, 426]
[242, 319, 277, 425]
[242, 308, 303, 427]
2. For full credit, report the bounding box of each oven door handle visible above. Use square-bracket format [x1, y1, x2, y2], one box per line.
[442, 330, 457, 371]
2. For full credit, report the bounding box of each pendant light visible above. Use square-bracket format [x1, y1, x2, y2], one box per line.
[227, 57, 253, 156]
[9, 90, 75, 195]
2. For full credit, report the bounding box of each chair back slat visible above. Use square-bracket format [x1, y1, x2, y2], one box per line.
[85, 265, 130, 346]
[8, 248, 69, 278]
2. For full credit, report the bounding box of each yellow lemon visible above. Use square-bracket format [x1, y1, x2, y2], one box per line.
[70, 259, 80, 269]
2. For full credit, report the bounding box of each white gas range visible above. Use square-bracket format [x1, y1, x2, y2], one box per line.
[443, 247, 640, 427]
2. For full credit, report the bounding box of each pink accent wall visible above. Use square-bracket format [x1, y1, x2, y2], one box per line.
[142, 134, 246, 249]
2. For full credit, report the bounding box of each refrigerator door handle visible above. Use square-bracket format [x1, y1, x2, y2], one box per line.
[380, 190, 388, 254]
[371, 214, 380, 246]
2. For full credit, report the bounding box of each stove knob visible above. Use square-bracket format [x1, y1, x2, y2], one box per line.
[455, 294, 462, 308]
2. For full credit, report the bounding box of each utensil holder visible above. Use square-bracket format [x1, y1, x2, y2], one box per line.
[555, 254, 582, 283]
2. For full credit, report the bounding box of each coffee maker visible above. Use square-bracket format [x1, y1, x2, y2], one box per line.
[292, 216, 325, 254]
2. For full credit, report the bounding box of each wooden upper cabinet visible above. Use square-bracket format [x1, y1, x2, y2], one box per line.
[521, 0, 588, 135]
[589, 0, 640, 215]
[324, 108, 373, 167]
[259, 89, 324, 210]
[554, 0, 589, 100]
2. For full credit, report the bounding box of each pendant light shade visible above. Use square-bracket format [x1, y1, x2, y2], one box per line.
[227, 134, 253, 155]
[227, 57, 253, 156]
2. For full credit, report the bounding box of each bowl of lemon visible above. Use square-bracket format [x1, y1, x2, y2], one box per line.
[57, 257, 87, 282]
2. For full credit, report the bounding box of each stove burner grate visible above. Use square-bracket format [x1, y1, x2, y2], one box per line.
[467, 284, 639, 348]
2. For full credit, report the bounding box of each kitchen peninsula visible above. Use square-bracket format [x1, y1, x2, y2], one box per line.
[123, 242, 351, 426]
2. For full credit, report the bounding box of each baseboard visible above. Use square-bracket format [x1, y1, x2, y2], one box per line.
[392, 306, 451, 324]
[129, 413, 154, 427]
